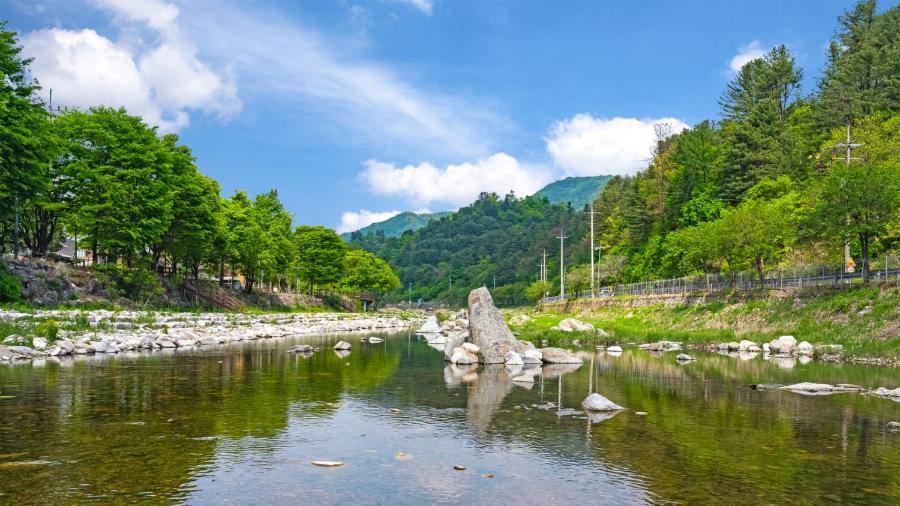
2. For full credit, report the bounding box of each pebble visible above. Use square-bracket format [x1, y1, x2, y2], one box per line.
[311, 461, 345, 467]
[453, 465, 466, 471]
[635, 411, 648, 416]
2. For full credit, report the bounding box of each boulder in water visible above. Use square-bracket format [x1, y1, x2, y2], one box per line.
[417, 316, 442, 334]
[540, 347, 582, 364]
[467, 287, 531, 363]
[333, 340, 351, 351]
[450, 347, 478, 365]
[504, 351, 523, 366]
[582, 393, 624, 411]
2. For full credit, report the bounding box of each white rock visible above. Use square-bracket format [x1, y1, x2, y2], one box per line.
[417, 316, 442, 334]
[738, 340, 757, 352]
[875, 387, 900, 397]
[522, 349, 543, 364]
[781, 382, 834, 392]
[581, 393, 624, 411]
[676, 353, 694, 361]
[333, 340, 351, 351]
[176, 339, 196, 347]
[461, 342, 480, 354]
[797, 341, 813, 356]
[367, 337, 384, 343]
[770, 335, 797, 354]
[540, 347, 582, 364]
[504, 351, 524, 366]
[558, 318, 594, 332]
[450, 348, 478, 365]
[606, 345, 623, 353]
[32, 337, 48, 350]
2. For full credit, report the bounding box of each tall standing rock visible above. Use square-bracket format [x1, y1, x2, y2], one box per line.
[468, 287, 531, 363]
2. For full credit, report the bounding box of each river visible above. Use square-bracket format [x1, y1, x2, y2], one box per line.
[1, 331, 898, 504]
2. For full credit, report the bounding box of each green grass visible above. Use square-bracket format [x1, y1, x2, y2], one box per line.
[511, 285, 900, 359]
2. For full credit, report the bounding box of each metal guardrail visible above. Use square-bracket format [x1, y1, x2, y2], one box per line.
[541, 267, 900, 304]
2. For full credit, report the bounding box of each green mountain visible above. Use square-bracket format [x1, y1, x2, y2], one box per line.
[342, 211, 452, 240]
[534, 175, 612, 209]
[349, 193, 590, 306]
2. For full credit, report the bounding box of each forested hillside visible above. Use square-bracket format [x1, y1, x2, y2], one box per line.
[342, 211, 452, 240]
[534, 175, 612, 209]
[351, 193, 588, 305]
[354, 0, 900, 305]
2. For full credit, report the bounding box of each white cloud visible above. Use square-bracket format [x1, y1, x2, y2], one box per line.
[729, 40, 766, 74]
[337, 209, 402, 233]
[175, 0, 497, 158]
[389, 0, 435, 15]
[545, 114, 689, 177]
[20, 0, 240, 132]
[360, 152, 551, 208]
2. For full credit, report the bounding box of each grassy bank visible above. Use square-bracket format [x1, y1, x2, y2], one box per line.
[510, 285, 900, 359]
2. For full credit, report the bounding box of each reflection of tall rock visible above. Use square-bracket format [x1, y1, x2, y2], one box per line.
[468, 287, 532, 363]
[466, 365, 514, 432]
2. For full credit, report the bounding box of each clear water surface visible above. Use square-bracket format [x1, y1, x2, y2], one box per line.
[1, 331, 898, 504]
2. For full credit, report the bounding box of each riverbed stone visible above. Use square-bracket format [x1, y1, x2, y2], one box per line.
[417, 316, 442, 334]
[461, 342, 480, 354]
[676, 353, 694, 361]
[504, 351, 523, 366]
[522, 349, 543, 364]
[467, 287, 528, 364]
[875, 387, 900, 397]
[606, 345, 623, 353]
[450, 347, 478, 365]
[32, 337, 48, 350]
[781, 382, 835, 393]
[540, 347, 582, 364]
[797, 341, 813, 356]
[582, 393, 624, 411]
[333, 340, 351, 351]
[444, 333, 466, 362]
[770, 335, 797, 354]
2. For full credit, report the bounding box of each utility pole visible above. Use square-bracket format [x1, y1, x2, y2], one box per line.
[586, 203, 596, 297]
[557, 229, 568, 298]
[833, 124, 862, 273]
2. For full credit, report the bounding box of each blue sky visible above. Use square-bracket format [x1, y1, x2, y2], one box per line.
[4, 0, 892, 232]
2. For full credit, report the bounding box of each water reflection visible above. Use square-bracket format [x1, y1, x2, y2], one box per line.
[0, 333, 898, 504]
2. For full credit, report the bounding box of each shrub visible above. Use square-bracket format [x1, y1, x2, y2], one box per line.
[93, 262, 163, 304]
[0, 265, 22, 302]
[34, 319, 59, 340]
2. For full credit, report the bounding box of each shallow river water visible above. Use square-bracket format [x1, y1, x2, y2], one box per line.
[1, 331, 899, 504]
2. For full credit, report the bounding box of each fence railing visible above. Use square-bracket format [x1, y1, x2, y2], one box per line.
[541, 265, 900, 304]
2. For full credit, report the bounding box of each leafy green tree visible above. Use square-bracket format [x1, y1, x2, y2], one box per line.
[341, 249, 400, 308]
[524, 280, 552, 302]
[816, 162, 899, 281]
[295, 225, 346, 293]
[55, 108, 172, 264]
[222, 191, 260, 292]
[253, 190, 294, 290]
[0, 21, 54, 255]
[817, 0, 900, 127]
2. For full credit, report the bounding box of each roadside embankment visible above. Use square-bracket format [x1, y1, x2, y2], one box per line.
[511, 285, 900, 364]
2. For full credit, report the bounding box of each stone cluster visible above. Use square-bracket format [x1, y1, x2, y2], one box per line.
[0, 311, 413, 363]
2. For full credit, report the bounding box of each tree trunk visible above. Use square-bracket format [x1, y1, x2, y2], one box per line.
[92, 237, 98, 265]
[755, 257, 765, 283]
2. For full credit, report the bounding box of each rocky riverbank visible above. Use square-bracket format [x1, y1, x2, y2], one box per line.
[0, 310, 415, 363]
